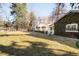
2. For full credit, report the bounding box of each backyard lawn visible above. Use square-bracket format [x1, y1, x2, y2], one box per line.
[0, 31, 79, 56]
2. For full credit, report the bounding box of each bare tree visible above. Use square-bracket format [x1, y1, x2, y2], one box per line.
[52, 3, 65, 22]
[28, 11, 36, 31]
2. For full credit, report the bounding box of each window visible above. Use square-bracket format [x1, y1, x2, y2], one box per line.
[42, 26, 46, 29]
[42, 26, 46, 31]
[36, 26, 40, 29]
[66, 23, 78, 32]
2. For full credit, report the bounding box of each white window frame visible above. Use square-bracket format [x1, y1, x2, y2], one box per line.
[66, 23, 78, 32]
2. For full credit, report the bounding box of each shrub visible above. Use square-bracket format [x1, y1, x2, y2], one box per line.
[76, 41, 79, 48]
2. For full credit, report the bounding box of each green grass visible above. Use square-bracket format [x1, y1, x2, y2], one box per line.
[0, 31, 79, 56]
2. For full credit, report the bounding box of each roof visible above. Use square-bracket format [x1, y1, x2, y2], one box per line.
[54, 10, 79, 23]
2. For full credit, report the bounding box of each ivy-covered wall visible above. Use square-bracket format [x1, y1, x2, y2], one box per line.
[54, 11, 79, 39]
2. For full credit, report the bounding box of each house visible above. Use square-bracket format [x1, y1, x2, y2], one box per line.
[35, 23, 48, 32]
[34, 22, 54, 35]
[54, 10, 79, 38]
[33, 16, 54, 35]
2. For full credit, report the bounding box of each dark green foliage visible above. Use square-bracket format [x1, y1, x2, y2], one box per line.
[76, 41, 79, 48]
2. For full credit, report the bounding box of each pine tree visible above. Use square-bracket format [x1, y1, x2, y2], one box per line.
[10, 3, 28, 30]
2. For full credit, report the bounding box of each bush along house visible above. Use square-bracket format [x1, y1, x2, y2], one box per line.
[54, 9, 79, 39]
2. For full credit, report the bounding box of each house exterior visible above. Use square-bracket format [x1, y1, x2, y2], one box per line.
[34, 23, 52, 31]
[36, 23, 48, 31]
[32, 16, 54, 35]
[54, 10, 79, 38]
[33, 22, 54, 35]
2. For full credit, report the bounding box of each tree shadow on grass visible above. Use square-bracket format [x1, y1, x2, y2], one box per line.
[0, 41, 77, 56]
[0, 32, 78, 56]
[0, 41, 54, 56]
[25, 32, 79, 50]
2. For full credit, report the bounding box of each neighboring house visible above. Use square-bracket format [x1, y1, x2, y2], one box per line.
[35, 23, 48, 32]
[47, 23, 54, 35]
[54, 10, 79, 38]
[31, 14, 55, 35]
[34, 23, 54, 35]
[32, 16, 54, 35]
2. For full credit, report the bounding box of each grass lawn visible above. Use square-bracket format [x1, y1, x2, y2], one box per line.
[0, 31, 79, 56]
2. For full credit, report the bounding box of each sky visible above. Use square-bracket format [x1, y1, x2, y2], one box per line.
[0, 3, 71, 21]
[0, 3, 57, 21]
[1, 3, 12, 21]
[27, 3, 71, 17]
[27, 3, 56, 17]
